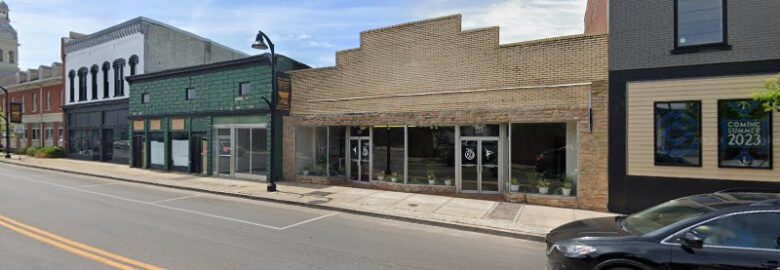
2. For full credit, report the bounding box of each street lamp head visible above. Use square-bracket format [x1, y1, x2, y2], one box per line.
[251, 32, 269, 50]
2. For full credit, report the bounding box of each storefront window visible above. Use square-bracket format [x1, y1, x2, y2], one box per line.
[718, 100, 772, 169]
[329, 126, 346, 177]
[149, 133, 165, 169]
[655, 101, 702, 166]
[250, 128, 268, 177]
[372, 126, 405, 182]
[295, 127, 328, 176]
[170, 133, 189, 171]
[407, 126, 455, 185]
[510, 123, 577, 196]
[236, 128, 251, 175]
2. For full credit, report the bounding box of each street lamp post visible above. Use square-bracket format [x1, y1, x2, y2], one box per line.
[252, 30, 278, 192]
[1, 86, 10, 158]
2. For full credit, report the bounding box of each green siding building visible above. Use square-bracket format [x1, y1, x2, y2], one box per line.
[127, 54, 308, 181]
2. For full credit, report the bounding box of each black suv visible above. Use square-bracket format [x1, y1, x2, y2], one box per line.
[546, 189, 780, 270]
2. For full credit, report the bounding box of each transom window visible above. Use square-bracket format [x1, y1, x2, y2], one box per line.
[676, 0, 726, 48]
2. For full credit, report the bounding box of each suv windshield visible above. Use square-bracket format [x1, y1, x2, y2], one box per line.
[622, 197, 713, 235]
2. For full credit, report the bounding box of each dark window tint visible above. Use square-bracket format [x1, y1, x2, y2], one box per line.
[718, 100, 772, 169]
[186, 88, 195, 100]
[677, 0, 725, 47]
[77, 68, 88, 101]
[694, 212, 780, 250]
[239, 82, 251, 96]
[655, 101, 701, 166]
[141, 93, 150, 104]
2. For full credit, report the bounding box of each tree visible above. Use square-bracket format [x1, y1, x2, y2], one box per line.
[753, 73, 780, 112]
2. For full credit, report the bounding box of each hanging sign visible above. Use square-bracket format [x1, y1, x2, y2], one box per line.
[718, 100, 772, 168]
[9, 102, 21, 124]
[276, 72, 291, 115]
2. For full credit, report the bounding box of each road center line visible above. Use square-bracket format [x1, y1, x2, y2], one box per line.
[0, 214, 163, 270]
[0, 172, 336, 231]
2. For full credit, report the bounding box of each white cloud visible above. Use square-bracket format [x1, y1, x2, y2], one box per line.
[413, 0, 587, 44]
[305, 41, 334, 48]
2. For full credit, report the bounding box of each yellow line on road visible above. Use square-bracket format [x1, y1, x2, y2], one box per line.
[0, 214, 165, 270]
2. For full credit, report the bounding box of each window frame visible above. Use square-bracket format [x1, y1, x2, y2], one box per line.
[673, 0, 730, 53]
[185, 88, 195, 100]
[238, 82, 251, 96]
[141, 93, 150, 105]
[653, 100, 703, 167]
[717, 99, 773, 170]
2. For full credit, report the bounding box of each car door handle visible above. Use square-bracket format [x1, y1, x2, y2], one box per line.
[761, 261, 780, 270]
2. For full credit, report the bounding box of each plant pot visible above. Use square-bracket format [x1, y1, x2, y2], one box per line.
[510, 185, 520, 192]
[377, 176, 385, 181]
[561, 188, 572, 197]
[390, 177, 399, 183]
[302, 170, 310, 176]
[428, 179, 436, 185]
[444, 179, 452, 186]
[538, 187, 549, 194]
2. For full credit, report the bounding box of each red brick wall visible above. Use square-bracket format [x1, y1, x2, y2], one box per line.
[585, 0, 608, 34]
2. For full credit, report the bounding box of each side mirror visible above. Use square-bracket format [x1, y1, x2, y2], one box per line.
[680, 231, 704, 249]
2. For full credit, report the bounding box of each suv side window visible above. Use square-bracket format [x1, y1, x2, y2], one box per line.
[692, 212, 780, 250]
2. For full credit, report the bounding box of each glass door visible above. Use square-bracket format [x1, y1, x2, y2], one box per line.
[215, 128, 232, 176]
[461, 140, 479, 192]
[459, 138, 501, 193]
[349, 137, 370, 182]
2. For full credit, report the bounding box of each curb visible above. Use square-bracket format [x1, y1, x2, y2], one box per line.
[0, 159, 547, 242]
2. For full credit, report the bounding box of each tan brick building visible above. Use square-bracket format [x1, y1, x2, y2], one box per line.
[284, 15, 609, 210]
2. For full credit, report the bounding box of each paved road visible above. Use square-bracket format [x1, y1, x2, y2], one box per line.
[0, 163, 546, 270]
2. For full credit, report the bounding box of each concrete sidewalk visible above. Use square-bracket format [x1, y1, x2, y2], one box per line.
[0, 155, 615, 240]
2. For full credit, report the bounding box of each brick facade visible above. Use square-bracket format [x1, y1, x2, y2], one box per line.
[585, 0, 608, 34]
[1, 75, 64, 150]
[285, 15, 609, 210]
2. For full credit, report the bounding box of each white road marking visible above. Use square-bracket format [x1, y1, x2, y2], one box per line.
[278, 212, 339, 230]
[150, 195, 201, 204]
[76, 182, 119, 188]
[0, 172, 336, 231]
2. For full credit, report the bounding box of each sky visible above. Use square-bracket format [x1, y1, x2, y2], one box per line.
[9, 0, 587, 70]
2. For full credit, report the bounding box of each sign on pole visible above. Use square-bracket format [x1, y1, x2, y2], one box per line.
[9, 102, 21, 124]
[276, 72, 291, 115]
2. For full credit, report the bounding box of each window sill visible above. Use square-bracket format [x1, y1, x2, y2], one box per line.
[671, 44, 732, 55]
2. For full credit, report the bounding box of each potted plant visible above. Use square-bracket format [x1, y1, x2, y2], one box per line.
[427, 169, 436, 185]
[561, 181, 573, 196]
[510, 177, 520, 192]
[443, 176, 453, 186]
[376, 170, 385, 181]
[302, 164, 313, 176]
[390, 172, 400, 183]
[536, 178, 551, 194]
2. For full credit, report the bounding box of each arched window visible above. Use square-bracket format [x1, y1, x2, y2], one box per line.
[9, 51, 14, 64]
[129, 55, 139, 76]
[102, 62, 110, 98]
[90, 65, 99, 100]
[68, 70, 75, 102]
[77, 67, 88, 101]
[0, 49, 4, 62]
[113, 58, 126, 97]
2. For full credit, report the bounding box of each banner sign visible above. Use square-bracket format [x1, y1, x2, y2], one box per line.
[9, 102, 21, 124]
[276, 72, 291, 115]
[718, 100, 772, 168]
